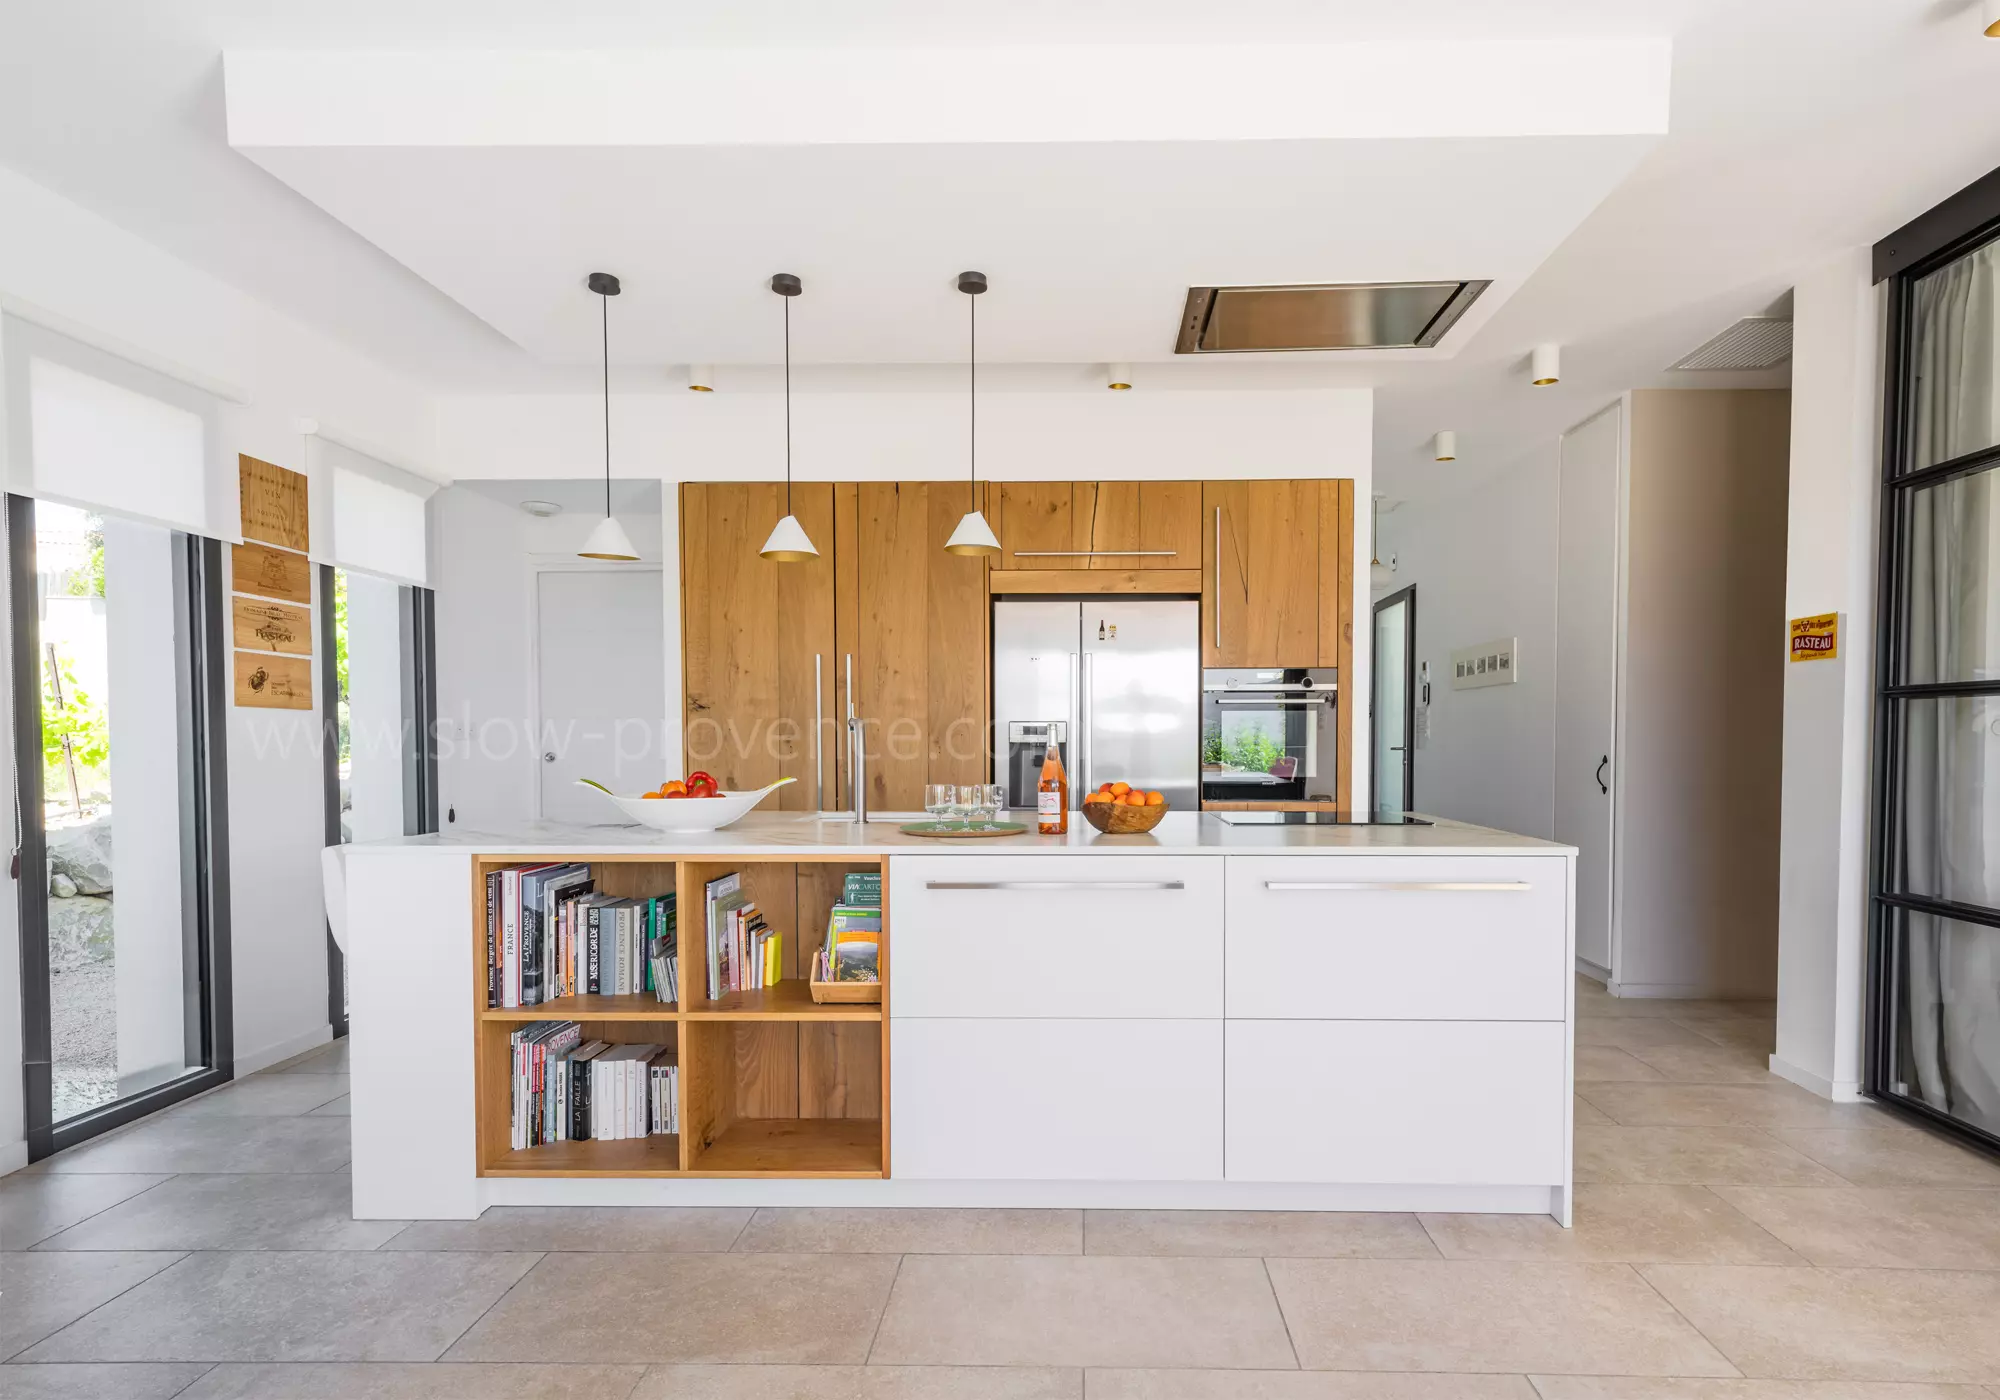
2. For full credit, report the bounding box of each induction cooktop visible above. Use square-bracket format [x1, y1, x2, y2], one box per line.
[1215, 811, 1433, 826]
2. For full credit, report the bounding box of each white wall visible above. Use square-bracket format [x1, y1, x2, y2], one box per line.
[0, 165, 442, 1107]
[431, 385, 1373, 823]
[0, 514, 20, 1171]
[1378, 449, 1562, 840]
[344, 571, 411, 845]
[1772, 250, 1881, 1102]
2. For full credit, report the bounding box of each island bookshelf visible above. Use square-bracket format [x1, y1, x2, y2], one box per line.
[471, 852, 888, 1180]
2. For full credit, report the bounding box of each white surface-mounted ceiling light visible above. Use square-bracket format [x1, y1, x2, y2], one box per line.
[688, 364, 715, 392]
[1107, 363, 1132, 391]
[1432, 431, 1458, 462]
[758, 273, 819, 563]
[1531, 343, 1562, 386]
[946, 270, 1002, 558]
[1984, 0, 2000, 37]
[577, 272, 640, 561]
[519, 499, 561, 517]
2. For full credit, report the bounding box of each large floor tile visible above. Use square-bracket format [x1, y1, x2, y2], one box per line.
[1529, 1378, 1991, 1397]
[1420, 1186, 1801, 1264]
[165, 1073, 350, 1117]
[19, 1250, 539, 1363]
[24, 1115, 351, 1174]
[870, 1255, 1296, 1369]
[1088, 1373, 1537, 1397]
[386, 1205, 750, 1253]
[1575, 1127, 1846, 1186]
[0, 1251, 185, 1360]
[308, 1096, 351, 1116]
[31, 1172, 402, 1252]
[1709, 1186, 2000, 1269]
[1575, 1047, 1667, 1083]
[1575, 1019, 1724, 1050]
[1678, 1019, 1778, 1053]
[176, 1361, 647, 1398]
[1765, 1127, 2000, 1188]
[631, 1364, 1081, 1398]
[734, 1207, 1080, 1255]
[0, 1173, 170, 1249]
[1575, 1095, 1616, 1126]
[273, 1041, 350, 1074]
[1085, 1210, 1435, 1258]
[1643, 1264, 2000, 1382]
[1263, 1258, 1736, 1376]
[0, 1363, 214, 1399]
[1626, 1044, 1780, 1085]
[1578, 1084, 1892, 1131]
[446, 1252, 898, 1364]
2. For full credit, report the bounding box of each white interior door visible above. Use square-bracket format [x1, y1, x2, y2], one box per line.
[536, 568, 665, 822]
[1371, 588, 1413, 814]
[1555, 403, 1622, 976]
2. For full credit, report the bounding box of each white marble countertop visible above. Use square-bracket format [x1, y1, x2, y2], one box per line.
[349, 810, 1572, 858]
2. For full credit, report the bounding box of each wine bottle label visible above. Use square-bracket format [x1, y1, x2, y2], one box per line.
[1037, 790, 1061, 820]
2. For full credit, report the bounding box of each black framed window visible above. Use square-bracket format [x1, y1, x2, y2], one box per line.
[10, 493, 233, 1160]
[1869, 167, 2000, 1152]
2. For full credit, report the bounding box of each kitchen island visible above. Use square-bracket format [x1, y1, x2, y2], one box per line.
[338, 812, 1576, 1222]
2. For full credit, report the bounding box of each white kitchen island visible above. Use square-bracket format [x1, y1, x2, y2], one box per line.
[338, 812, 1576, 1223]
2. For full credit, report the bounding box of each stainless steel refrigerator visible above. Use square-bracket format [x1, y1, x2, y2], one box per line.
[993, 599, 1200, 811]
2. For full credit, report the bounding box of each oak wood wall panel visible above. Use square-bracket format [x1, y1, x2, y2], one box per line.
[990, 482, 1074, 569]
[775, 484, 836, 812]
[1203, 480, 1320, 667]
[681, 483, 782, 793]
[1076, 481, 1203, 569]
[833, 483, 860, 811]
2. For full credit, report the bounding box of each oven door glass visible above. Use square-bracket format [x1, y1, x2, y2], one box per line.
[1200, 693, 1336, 802]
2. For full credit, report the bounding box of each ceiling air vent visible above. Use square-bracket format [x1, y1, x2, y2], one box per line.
[1669, 316, 1794, 371]
[1175, 280, 1490, 354]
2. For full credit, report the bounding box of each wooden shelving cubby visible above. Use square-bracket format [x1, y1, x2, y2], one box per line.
[471, 852, 887, 1180]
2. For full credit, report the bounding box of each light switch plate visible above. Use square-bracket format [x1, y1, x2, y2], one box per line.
[1450, 637, 1518, 690]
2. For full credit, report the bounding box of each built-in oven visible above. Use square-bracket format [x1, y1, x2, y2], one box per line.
[1200, 668, 1338, 805]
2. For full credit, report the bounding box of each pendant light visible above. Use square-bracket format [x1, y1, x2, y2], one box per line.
[944, 270, 1002, 557]
[577, 272, 640, 561]
[758, 273, 819, 562]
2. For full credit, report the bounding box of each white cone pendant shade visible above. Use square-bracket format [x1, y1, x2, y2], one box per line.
[759, 512, 820, 562]
[945, 508, 1002, 557]
[579, 513, 640, 561]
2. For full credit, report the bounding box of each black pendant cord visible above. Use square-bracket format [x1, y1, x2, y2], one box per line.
[600, 290, 611, 520]
[968, 290, 977, 512]
[784, 294, 793, 517]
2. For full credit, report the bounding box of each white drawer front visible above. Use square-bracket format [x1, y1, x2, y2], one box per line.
[891, 855, 1224, 1018]
[893, 1018, 1223, 1181]
[1226, 856, 1569, 1020]
[1226, 1020, 1568, 1184]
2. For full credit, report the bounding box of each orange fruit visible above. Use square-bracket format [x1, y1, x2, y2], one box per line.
[1085, 791, 1112, 804]
[1145, 791, 1165, 805]
[1110, 781, 1132, 796]
[640, 791, 665, 800]
[1098, 782, 1115, 794]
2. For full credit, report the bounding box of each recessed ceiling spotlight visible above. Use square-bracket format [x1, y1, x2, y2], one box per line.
[1986, 0, 2000, 37]
[1531, 343, 1562, 386]
[688, 364, 715, 392]
[1432, 431, 1458, 462]
[519, 499, 561, 517]
[1106, 363, 1133, 391]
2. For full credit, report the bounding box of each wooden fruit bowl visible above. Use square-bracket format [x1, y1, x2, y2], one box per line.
[1081, 799, 1169, 835]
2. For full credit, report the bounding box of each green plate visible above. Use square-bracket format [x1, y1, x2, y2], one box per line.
[898, 820, 1031, 839]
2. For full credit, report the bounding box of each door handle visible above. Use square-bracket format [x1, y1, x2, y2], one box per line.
[1595, 755, 1609, 794]
[542, 753, 556, 763]
[926, 880, 1187, 891]
[1264, 881, 1532, 892]
[1212, 506, 1223, 651]
[813, 654, 824, 813]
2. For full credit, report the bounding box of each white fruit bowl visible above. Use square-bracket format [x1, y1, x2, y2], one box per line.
[578, 777, 794, 833]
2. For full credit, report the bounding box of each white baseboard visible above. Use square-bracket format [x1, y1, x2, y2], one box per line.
[235, 1023, 335, 1077]
[1575, 956, 1610, 982]
[1609, 980, 1775, 1001]
[0, 1138, 27, 1177]
[1769, 1054, 1868, 1103]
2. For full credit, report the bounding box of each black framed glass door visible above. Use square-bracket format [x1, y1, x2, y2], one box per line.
[1869, 171, 2000, 1152]
[9, 493, 233, 1159]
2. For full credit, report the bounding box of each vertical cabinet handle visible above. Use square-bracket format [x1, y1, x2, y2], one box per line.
[1212, 505, 1223, 651]
[1595, 755, 1609, 795]
[813, 654, 824, 813]
[1082, 652, 1095, 794]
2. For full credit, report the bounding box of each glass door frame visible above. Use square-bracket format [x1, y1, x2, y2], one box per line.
[9, 493, 234, 1161]
[1866, 167, 2000, 1154]
[1370, 584, 1417, 816]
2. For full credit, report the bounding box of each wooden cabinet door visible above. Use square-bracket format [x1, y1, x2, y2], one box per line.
[1202, 480, 1320, 667]
[846, 482, 990, 812]
[1074, 481, 1202, 569]
[680, 482, 834, 810]
[989, 482, 1075, 570]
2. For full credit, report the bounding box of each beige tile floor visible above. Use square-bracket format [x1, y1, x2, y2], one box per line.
[5, 981, 2000, 1398]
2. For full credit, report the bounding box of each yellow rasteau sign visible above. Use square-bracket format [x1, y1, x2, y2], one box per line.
[1789, 612, 1839, 663]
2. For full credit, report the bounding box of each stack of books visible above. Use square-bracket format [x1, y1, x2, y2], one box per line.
[813, 870, 881, 984]
[703, 873, 783, 998]
[508, 1021, 679, 1147]
[486, 864, 677, 1008]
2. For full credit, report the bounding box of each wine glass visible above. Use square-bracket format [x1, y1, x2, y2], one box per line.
[977, 782, 1006, 829]
[923, 783, 955, 829]
[947, 784, 976, 830]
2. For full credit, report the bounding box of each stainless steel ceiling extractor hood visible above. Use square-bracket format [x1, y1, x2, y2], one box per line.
[1174, 280, 1491, 354]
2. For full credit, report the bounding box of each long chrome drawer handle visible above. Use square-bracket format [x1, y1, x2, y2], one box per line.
[926, 880, 1187, 891]
[1264, 880, 1533, 892]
